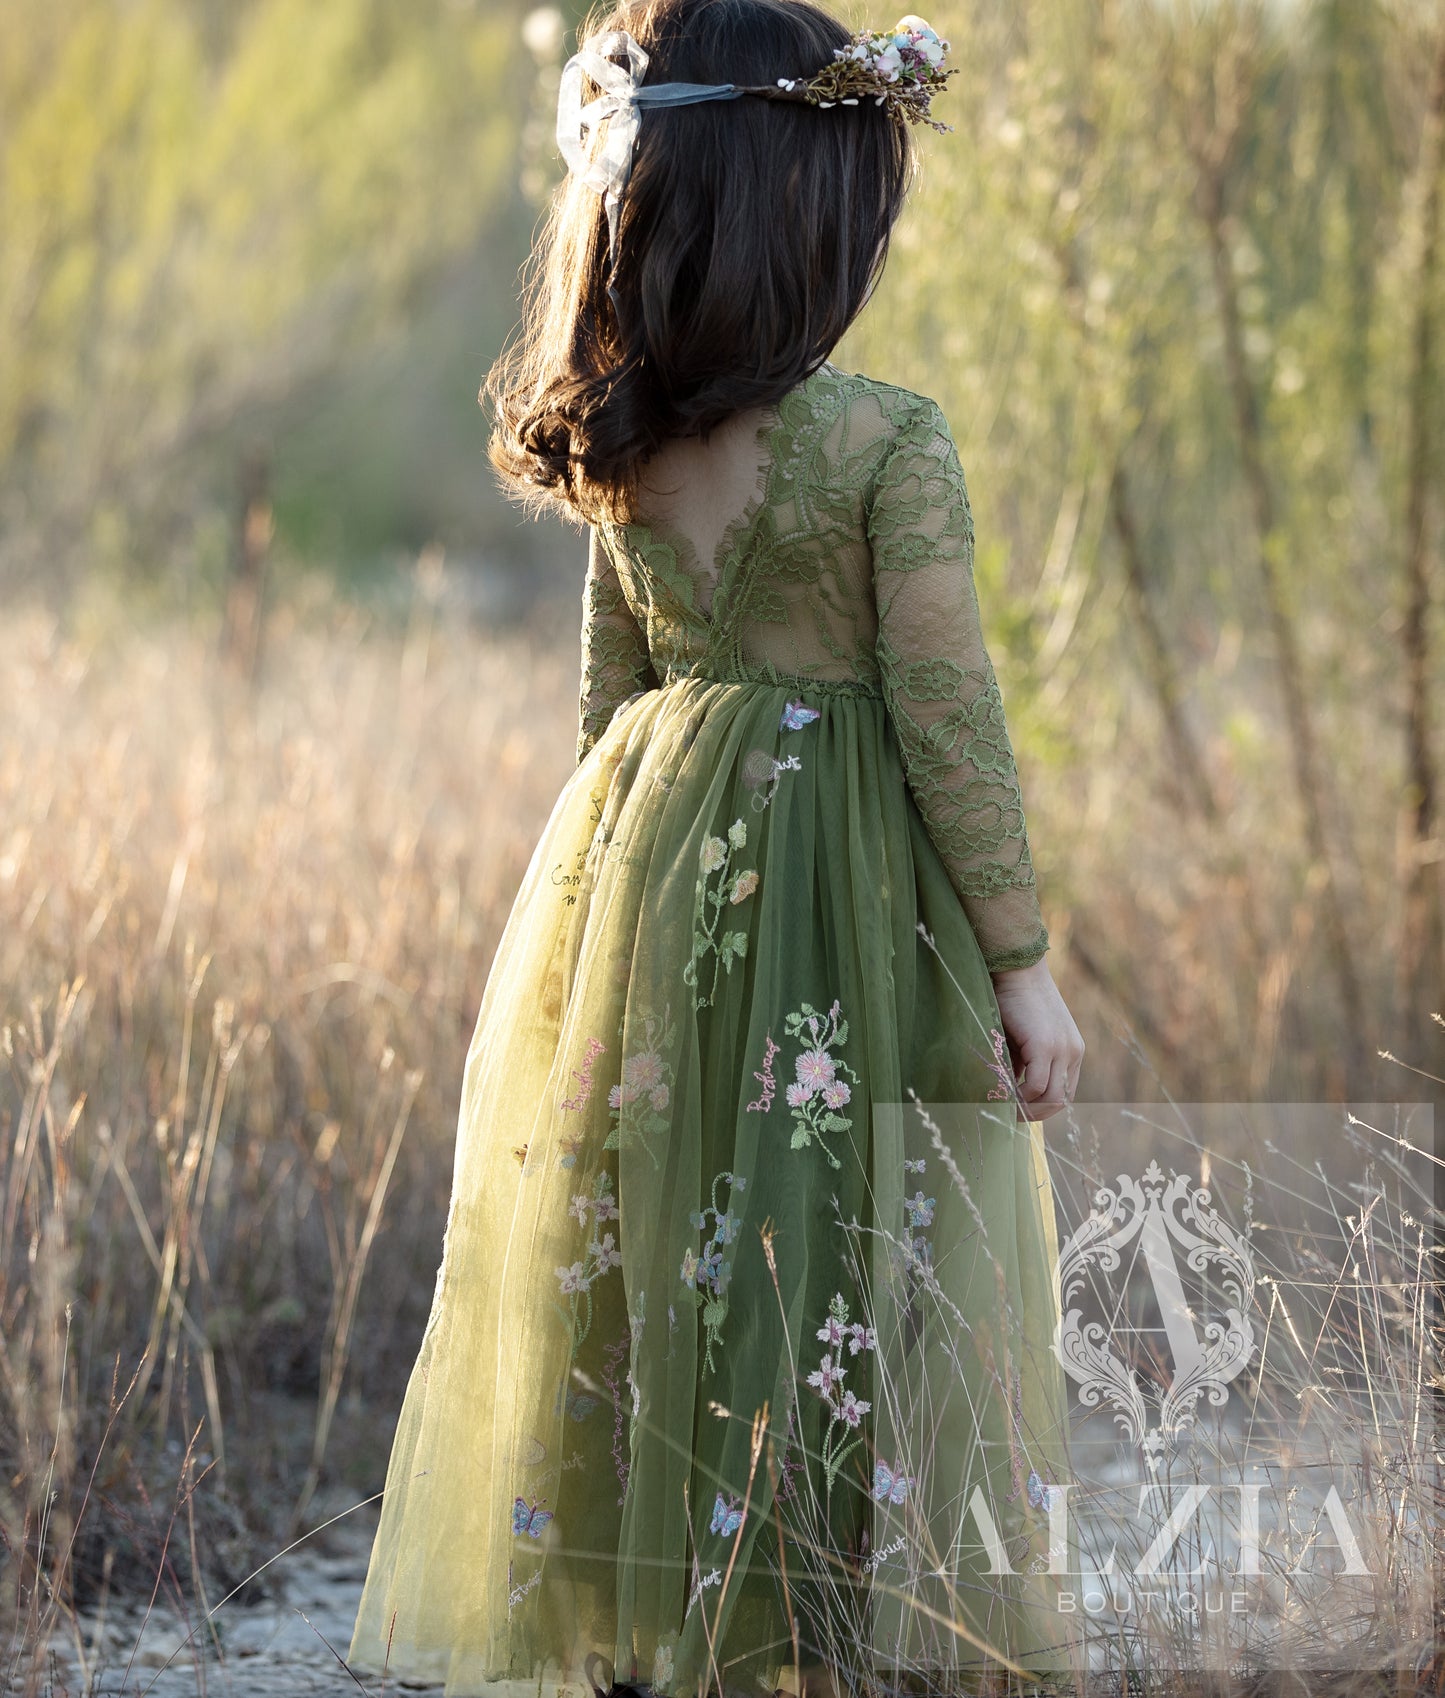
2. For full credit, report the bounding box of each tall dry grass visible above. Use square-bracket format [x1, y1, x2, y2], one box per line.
[0, 566, 573, 1687]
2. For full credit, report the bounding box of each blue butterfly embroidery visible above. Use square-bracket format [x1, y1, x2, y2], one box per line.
[872, 1462, 915, 1505]
[512, 1496, 554, 1537]
[1026, 1469, 1055, 1512]
[709, 1492, 744, 1537]
[779, 698, 821, 731]
[553, 1383, 598, 1421]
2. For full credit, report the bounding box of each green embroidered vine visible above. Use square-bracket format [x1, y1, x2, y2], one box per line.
[682, 818, 757, 1010]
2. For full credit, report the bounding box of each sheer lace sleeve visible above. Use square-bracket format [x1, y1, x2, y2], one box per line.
[867, 398, 1050, 974]
[577, 527, 658, 765]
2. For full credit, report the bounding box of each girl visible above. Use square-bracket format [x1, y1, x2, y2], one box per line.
[350, 2, 1086, 1694]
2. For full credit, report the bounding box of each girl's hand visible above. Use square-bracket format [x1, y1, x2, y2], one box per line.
[989, 956, 1084, 1120]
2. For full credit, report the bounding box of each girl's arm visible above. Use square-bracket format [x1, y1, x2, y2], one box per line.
[868, 396, 1084, 1116]
[577, 527, 658, 764]
[866, 395, 1050, 975]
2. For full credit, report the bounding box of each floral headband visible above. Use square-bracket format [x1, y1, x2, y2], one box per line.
[556, 17, 955, 309]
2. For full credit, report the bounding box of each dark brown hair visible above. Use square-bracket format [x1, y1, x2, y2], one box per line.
[483, 0, 917, 530]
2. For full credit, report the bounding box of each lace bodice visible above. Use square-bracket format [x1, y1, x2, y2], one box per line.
[575, 364, 1050, 974]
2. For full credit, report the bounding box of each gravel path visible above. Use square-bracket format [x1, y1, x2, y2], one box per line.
[14, 1508, 441, 1698]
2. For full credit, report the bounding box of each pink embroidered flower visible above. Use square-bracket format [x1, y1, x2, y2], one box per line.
[589, 1232, 622, 1274]
[592, 1194, 619, 1223]
[626, 1049, 665, 1091]
[700, 835, 727, 873]
[785, 1080, 813, 1108]
[729, 869, 759, 904]
[821, 1080, 851, 1109]
[569, 1194, 591, 1224]
[614, 1048, 665, 1105]
[806, 1352, 845, 1398]
[649, 1083, 670, 1111]
[816, 1313, 846, 1348]
[556, 1261, 589, 1294]
[795, 1048, 836, 1094]
[847, 1323, 877, 1355]
[839, 1390, 871, 1428]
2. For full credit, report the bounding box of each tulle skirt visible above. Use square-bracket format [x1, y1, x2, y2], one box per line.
[348, 675, 1081, 1696]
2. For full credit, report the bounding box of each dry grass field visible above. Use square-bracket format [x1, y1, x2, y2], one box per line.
[0, 569, 575, 1682]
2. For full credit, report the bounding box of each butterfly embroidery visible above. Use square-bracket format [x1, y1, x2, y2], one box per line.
[779, 698, 821, 731]
[557, 1135, 584, 1169]
[709, 1492, 744, 1537]
[872, 1462, 916, 1504]
[553, 1382, 600, 1421]
[1026, 1469, 1056, 1511]
[512, 1496, 554, 1537]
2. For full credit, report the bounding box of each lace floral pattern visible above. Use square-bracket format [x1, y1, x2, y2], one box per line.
[867, 396, 1049, 972]
[577, 527, 657, 763]
[575, 365, 1050, 973]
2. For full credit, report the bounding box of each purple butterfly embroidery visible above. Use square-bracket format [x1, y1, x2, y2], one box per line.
[779, 698, 821, 731]
[709, 1492, 744, 1537]
[512, 1496, 554, 1537]
[1026, 1469, 1056, 1511]
[872, 1462, 915, 1505]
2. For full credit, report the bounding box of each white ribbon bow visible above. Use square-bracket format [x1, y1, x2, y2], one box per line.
[556, 29, 741, 299]
[555, 30, 650, 212]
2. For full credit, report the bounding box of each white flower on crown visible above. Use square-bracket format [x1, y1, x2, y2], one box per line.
[874, 43, 903, 78]
[895, 15, 950, 59]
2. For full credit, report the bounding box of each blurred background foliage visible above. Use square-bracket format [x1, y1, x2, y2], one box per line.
[0, 0, 552, 602]
[841, 0, 1445, 1085]
[1, 0, 1443, 1653]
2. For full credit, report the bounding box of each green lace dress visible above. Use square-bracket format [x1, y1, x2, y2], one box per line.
[349, 364, 1080, 1696]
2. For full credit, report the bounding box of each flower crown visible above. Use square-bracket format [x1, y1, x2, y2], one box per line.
[762, 18, 956, 134]
[556, 19, 955, 309]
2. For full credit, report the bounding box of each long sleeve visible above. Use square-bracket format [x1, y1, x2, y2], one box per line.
[577, 527, 658, 765]
[866, 398, 1050, 974]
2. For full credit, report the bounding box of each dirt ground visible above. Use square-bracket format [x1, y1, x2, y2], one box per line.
[20, 1502, 440, 1698]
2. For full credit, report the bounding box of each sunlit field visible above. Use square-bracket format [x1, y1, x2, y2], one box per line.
[0, 575, 575, 1684]
[4, 0, 1445, 1687]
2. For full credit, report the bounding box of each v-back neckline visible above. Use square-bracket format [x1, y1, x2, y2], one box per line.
[615, 363, 841, 627]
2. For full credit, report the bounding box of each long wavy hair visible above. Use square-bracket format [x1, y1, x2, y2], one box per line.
[484, 0, 917, 530]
